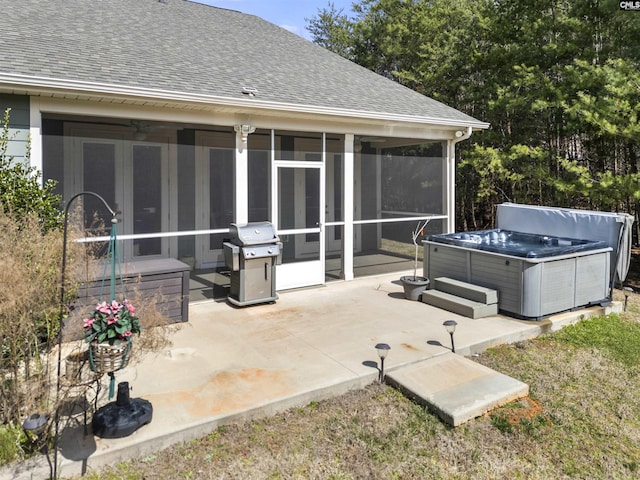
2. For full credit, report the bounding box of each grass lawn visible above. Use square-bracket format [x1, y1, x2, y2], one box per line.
[68, 290, 640, 480]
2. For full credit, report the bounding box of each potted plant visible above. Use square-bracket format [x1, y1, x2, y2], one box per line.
[400, 219, 431, 300]
[83, 299, 141, 374]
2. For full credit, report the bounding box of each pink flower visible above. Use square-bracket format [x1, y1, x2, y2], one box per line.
[110, 300, 121, 313]
[125, 301, 136, 314]
[96, 301, 110, 314]
[83, 318, 94, 329]
[121, 330, 132, 338]
[107, 316, 118, 325]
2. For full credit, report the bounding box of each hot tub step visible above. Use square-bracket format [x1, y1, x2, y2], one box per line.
[422, 290, 498, 319]
[433, 277, 498, 305]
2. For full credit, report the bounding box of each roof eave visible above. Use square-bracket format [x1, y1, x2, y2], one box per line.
[0, 73, 491, 130]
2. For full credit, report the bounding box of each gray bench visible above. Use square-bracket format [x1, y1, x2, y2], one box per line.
[65, 259, 190, 340]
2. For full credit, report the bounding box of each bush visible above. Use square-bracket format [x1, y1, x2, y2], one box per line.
[0, 108, 71, 453]
[0, 108, 173, 465]
[0, 107, 62, 231]
[0, 210, 65, 425]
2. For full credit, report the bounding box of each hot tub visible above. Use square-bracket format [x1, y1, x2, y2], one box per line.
[423, 229, 612, 319]
[429, 229, 609, 258]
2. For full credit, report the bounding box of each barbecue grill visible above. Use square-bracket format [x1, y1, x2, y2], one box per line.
[223, 222, 281, 306]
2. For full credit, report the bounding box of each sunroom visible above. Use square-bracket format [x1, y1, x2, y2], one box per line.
[40, 112, 457, 300]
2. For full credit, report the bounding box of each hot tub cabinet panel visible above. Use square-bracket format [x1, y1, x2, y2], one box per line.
[525, 259, 575, 317]
[575, 253, 611, 307]
[428, 244, 469, 280]
[468, 252, 524, 315]
[423, 242, 610, 319]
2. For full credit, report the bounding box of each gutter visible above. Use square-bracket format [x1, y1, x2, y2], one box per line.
[0, 72, 491, 130]
[451, 126, 473, 145]
[446, 126, 474, 233]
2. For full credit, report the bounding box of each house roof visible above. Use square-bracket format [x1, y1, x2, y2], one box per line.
[0, 0, 488, 129]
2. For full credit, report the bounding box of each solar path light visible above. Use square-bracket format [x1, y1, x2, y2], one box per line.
[375, 343, 391, 383]
[443, 320, 458, 353]
[623, 286, 634, 312]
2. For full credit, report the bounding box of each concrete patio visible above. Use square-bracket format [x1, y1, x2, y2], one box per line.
[2, 271, 621, 479]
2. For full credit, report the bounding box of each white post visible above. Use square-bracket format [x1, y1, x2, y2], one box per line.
[447, 127, 472, 233]
[29, 98, 43, 185]
[234, 126, 250, 224]
[447, 139, 455, 233]
[343, 134, 355, 280]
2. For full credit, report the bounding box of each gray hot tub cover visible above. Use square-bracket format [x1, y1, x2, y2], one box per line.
[496, 203, 634, 284]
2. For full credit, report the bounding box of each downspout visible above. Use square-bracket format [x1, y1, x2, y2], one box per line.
[447, 126, 472, 233]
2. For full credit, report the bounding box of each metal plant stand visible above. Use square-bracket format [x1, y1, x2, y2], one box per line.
[53, 192, 117, 480]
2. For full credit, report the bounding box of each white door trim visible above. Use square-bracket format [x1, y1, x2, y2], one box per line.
[272, 134, 325, 290]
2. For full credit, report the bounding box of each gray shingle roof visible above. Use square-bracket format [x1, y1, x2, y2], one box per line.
[0, 0, 486, 127]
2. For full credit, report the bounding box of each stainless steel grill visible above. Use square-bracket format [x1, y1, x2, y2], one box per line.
[223, 222, 281, 306]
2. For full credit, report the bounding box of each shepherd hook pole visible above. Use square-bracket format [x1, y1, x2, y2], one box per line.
[53, 192, 117, 480]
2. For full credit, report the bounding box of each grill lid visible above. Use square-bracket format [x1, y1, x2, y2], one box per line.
[228, 222, 279, 246]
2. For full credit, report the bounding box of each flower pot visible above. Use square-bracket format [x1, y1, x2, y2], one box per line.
[400, 275, 430, 301]
[65, 349, 100, 383]
[89, 339, 132, 375]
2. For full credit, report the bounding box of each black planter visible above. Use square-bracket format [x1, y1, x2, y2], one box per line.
[400, 276, 430, 301]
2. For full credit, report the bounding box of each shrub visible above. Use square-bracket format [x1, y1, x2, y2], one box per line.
[0, 210, 65, 426]
[0, 108, 68, 429]
[0, 107, 62, 231]
[0, 108, 173, 465]
[0, 109, 79, 463]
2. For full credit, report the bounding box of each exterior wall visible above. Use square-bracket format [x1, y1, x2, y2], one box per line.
[0, 93, 29, 163]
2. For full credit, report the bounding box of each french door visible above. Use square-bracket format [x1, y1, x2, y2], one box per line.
[194, 131, 235, 268]
[65, 124, 172, 260]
